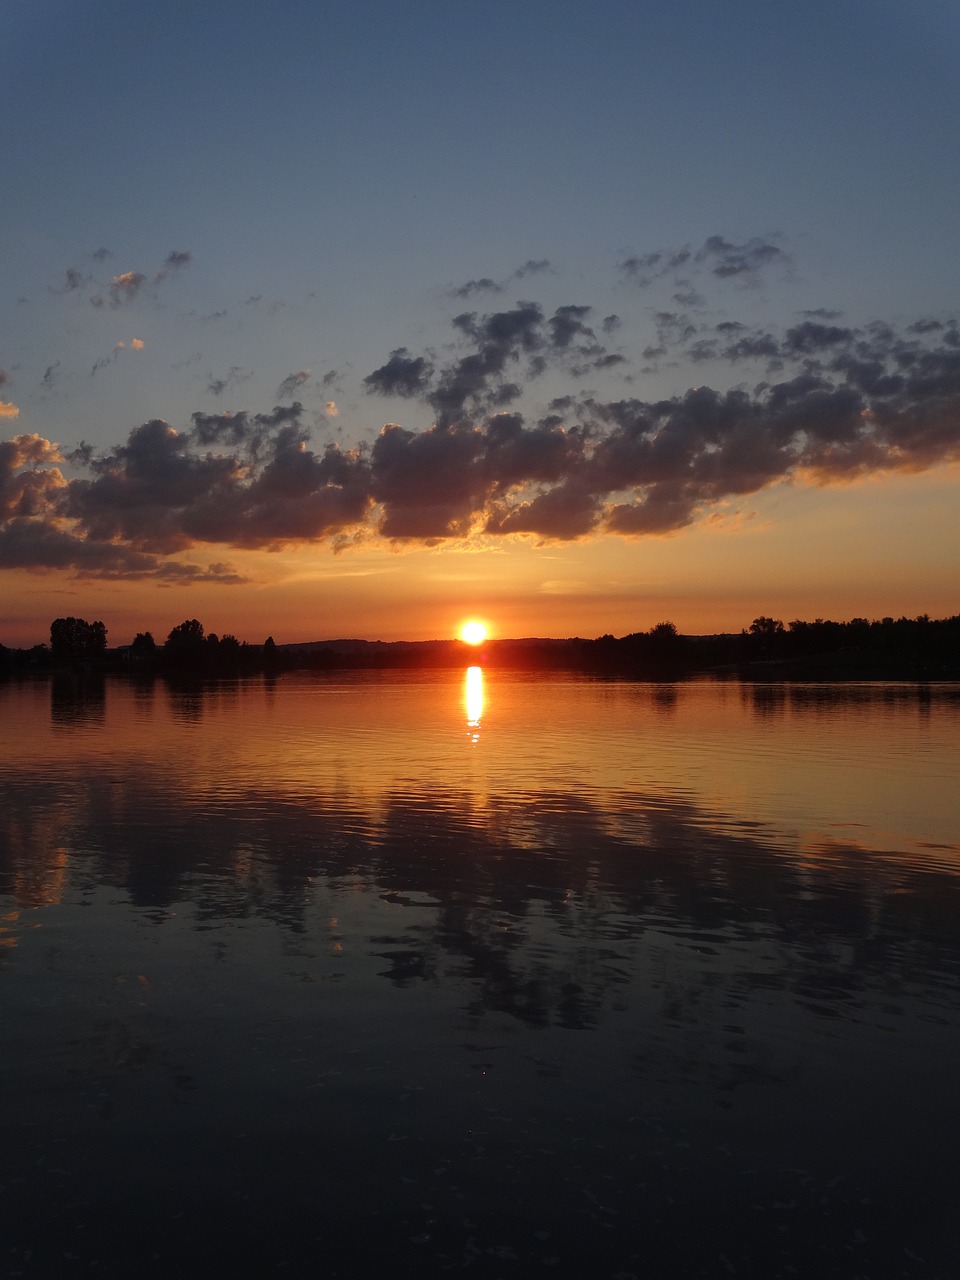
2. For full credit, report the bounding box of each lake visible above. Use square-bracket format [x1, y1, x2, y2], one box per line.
[2, 670, 959, 1278]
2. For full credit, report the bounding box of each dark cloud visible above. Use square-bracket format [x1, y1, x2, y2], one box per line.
[152, 251, 193, 287]
[50, 405, 373, 559]
[782, 320, 855, 357]
[4, 295, 960, 571]
[451, 261, 551, 300]
[0, 370, 9, 386]
[696, 234, 787, 279]
[92, 247, 112, 262]
[548, 304, 594, 349]
[512, 258, 552, 279]
[40, 361, 61, 390]
[363, 348, 435, 398]
[452, 278, 503, 299]
[159, 249, 192, 275]
[0, 517, 245, 582]
[367, 301, 621, 429]
[620, 234, 789, 289]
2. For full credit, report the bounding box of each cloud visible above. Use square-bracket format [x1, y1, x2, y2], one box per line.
[512, 258, 552, 279]
[696, 234, 788, 279]
[92, 247, 112, 262]
[363, 348, 434, 398]
[451, 260, 552, 300]
[90, 338, 148, 375]
[0, 516, 246, 582]
[40, 361, 60, 390]
[108, 271, 147, 306]
[277, 370, 311, 399]
[52, 267, 88, 294]
[207, 367, 250, 397]
[85, 251, 192, 307]
[4, 291, 960, 571]
[620, 233, 790, 289]
[452, 278, 503, 299]
[375, 300, 621, 428]
[0, 400, 20, 418]
[155, 250, 192, 281]
[1, 433, 66, 520]
[325, 401, 339, 417]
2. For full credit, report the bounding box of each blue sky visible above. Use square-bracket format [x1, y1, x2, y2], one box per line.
[3, 0, 959, 643]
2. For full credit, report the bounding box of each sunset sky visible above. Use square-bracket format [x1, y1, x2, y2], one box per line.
[3, 0, 959, 647]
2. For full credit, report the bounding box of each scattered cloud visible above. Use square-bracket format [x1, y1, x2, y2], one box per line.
[451, 260, 553, 301]
[452, 278, 503, 300]
[512, 259, 552, 279]
[207, 367, 250, 397]
[155, 250, 192, 281]
[52, 267, 88, 294]
[5, 247, 960, 576]
[79, 251, 194, 308]
[277, 370, 311, 399]
[364, 348, 435, 399]
[108, 271, 147, 305]
[620, 233, 790, 289]
[91, 338, 147, 375]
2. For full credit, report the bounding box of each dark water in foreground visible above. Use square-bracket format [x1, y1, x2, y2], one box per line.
[2, 671, 959, 1278]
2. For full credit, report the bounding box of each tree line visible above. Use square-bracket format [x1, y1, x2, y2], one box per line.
[586, 613, 960, 676]
[0, 611, 957, 678]
[0, 616, 279, 674]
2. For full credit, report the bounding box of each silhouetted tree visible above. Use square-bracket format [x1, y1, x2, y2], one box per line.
[749, 616, 784, 639]
[50, 616, 107, 661]
[131, 631, 156, 657]
[164, 618, 206, 663]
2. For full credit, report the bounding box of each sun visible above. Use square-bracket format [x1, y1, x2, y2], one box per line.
[460, 620, 488, 646]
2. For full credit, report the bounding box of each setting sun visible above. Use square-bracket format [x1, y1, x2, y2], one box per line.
[460, 620, 488, 645]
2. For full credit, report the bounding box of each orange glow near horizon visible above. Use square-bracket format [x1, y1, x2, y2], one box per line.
[460, 620, 488, 645]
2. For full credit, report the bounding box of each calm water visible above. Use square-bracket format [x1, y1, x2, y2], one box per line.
[2, 670, 959, 1278]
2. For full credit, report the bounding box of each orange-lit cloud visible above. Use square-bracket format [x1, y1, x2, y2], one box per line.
[0, 401, 20, 419]
[3, 294, 960, 582]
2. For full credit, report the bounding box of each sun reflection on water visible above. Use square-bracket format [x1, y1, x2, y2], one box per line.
[465, 665, 483, 741]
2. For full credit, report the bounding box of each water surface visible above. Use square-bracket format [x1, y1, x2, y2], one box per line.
[2, 672, 959, 1277]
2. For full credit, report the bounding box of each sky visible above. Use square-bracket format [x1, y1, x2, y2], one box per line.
[3, 0, 960, 647]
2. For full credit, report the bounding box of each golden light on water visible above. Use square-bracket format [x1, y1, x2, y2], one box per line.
[460, 620, 487, 645]
[465, 665, 483, 735]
